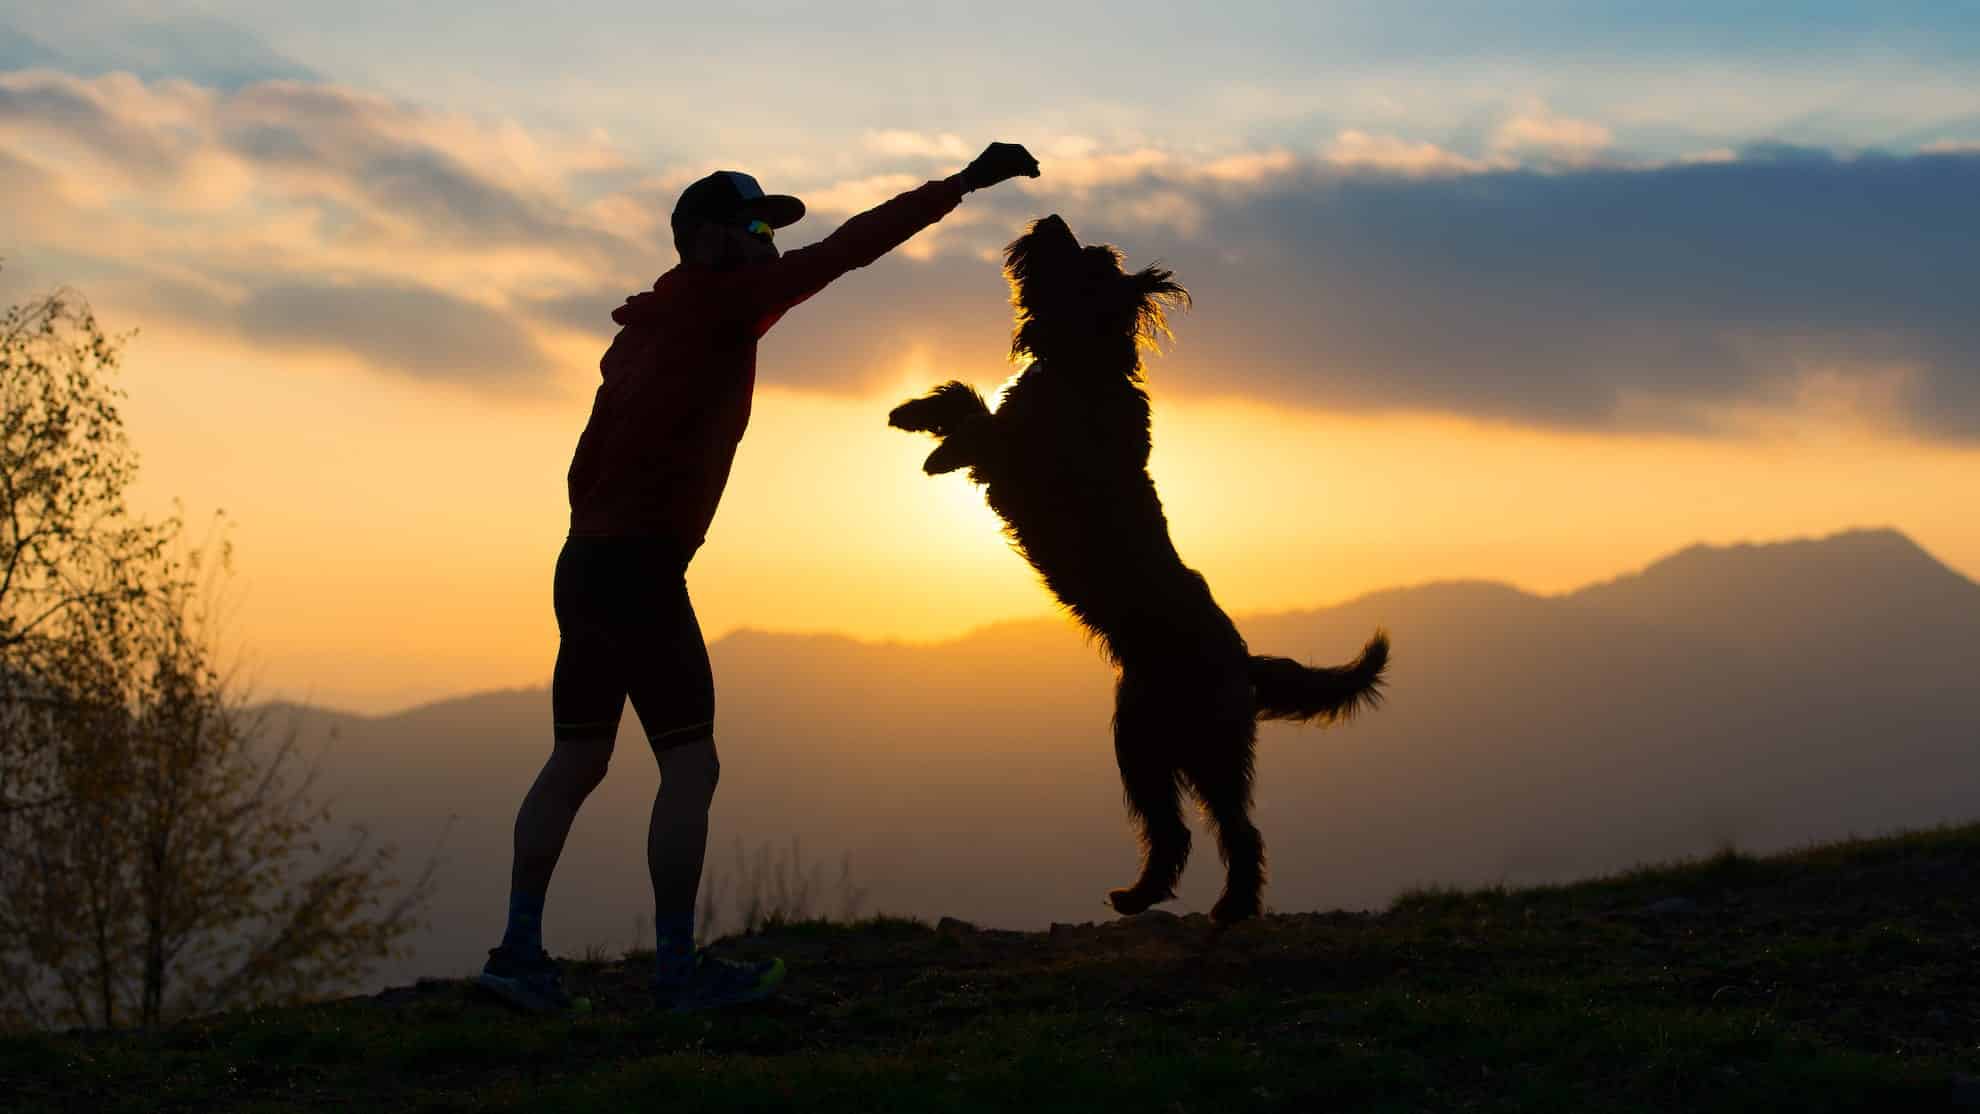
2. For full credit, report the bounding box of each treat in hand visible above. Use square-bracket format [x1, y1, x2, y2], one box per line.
[962, 142, 1042, 191]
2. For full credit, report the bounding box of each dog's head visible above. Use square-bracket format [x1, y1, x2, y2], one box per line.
[1004, 214, 1189, 366]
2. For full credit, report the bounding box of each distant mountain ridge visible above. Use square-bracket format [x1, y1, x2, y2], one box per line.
[269, 528, 1980, 991]
[1566, 527, 1978, 647]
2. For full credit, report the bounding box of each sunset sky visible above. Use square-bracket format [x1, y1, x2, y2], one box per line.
[3, 2, 1977, 713]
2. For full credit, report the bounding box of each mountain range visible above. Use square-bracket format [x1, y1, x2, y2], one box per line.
[275, 527, 1980, 991]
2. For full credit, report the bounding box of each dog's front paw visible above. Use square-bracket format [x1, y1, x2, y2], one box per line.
[888, 395, 945, 433]
[889, 381, 986, 436]
[923, 439, 972, 475]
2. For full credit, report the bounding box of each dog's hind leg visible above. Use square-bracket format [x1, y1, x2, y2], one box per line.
[1108, 673, 1190, 916]
[1184, 715, 1266, 926]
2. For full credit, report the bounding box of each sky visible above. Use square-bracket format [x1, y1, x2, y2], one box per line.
[2, 1, 1978, 712]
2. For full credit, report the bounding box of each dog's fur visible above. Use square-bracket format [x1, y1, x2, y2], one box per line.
[890, 215, 1388, 925]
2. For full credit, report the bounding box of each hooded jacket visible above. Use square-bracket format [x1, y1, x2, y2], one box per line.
[567, 176, 967, 545]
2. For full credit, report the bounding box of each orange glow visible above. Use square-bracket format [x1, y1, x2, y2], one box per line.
[108, 322, 1980, 715]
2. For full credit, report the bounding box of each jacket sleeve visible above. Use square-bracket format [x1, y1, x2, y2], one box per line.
[736, 176, 968, 329]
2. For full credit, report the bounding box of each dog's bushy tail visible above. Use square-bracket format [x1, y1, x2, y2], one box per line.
[1249, 630, 1389, 724]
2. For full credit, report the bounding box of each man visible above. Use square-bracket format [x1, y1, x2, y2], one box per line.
[479, 142, 1042, 1012]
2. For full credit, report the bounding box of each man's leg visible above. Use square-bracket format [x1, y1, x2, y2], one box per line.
[480, 537, 623, 1012]
[648, 734, 719, 977]
[643, 729, 780, 1009]
[628, 570, 782, 1009]
[479, 733, 612, 1012]
[503, 734, 615, 951]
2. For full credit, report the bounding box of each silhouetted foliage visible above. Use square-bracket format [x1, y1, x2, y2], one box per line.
[694, 836, 868, 943]
[1, 283, 173, 813]
[0, 277, 430, 1029]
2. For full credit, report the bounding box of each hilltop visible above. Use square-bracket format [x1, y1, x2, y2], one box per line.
[258, 527, 1980, 991]
[7, 822, 1980, 1112]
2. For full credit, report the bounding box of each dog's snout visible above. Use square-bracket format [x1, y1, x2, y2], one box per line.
[1034, 214, 1074, 240]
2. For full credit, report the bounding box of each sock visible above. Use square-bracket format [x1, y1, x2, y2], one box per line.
[655, 909, 695, 983]
[502, 891, 546, 955]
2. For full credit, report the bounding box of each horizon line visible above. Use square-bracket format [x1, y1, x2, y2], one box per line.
[257, 523, 1950, 721]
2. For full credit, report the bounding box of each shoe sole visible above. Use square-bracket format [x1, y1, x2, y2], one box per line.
[476, 971, 566, 1013]
[657, 958, 786, 1013]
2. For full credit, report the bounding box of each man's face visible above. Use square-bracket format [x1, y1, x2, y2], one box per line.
[688, 219, 779, 268]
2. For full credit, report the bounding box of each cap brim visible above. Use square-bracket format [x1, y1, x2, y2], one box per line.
[740, 194, 805, 228]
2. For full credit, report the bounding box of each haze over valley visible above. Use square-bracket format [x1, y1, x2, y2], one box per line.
[280, 528, 1980, 990]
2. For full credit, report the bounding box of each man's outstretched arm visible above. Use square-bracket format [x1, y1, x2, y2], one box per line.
[740, 142, 1039, 323]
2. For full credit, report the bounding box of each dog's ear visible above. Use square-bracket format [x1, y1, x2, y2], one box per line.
[1129, 264, 1190, 346]
[1003, 227, 1035, 286]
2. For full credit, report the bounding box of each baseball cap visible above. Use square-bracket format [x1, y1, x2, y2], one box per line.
[671, 171, 805, 230]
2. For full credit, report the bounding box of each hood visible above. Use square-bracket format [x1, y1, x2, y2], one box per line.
[610, 268, 684, 327]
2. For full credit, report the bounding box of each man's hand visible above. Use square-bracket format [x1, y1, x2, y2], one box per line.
[961, 142, 1041, 191]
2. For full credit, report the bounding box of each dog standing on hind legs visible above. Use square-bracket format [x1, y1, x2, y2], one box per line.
[890, 214, 1389, 927]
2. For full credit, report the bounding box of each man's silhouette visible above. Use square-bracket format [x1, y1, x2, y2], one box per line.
[479, 142, 1041, 1013]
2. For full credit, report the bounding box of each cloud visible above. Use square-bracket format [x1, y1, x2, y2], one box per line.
[118, 16, 320, 87]
[1197, 149, 1301, 185]
[3, 69, 1978, 439]
[0, 25, 65, 71]
[803, 173, 927, 216]
[4, 14, 318, 88]
[213, 82, 630, 263]
[0, 70, 646, 387]
[0, 145, 61, 222]
[863, 130, 971, 161]
[0, 71, 196, 187]
[1324, 131, 1487, 176]
[1101, 151, 1980, 437]
[1036, 146, 1173, 192]
[1677, 147, 1739, 165]
[1491, 102, 1615, 165]
[745, 146, 1980, 441]
[235, 280, 554, 388]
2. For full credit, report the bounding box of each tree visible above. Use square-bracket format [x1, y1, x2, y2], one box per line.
[1, 284, 169, 820]
[0, 280, 431, 1029]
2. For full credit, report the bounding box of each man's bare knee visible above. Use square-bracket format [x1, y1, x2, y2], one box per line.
[654, 736, 720, 812]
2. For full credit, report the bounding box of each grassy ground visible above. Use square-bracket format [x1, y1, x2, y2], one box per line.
[7, 825, 1980, 1112]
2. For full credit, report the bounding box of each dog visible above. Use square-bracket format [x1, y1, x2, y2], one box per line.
[889, 214, 1389, 925]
